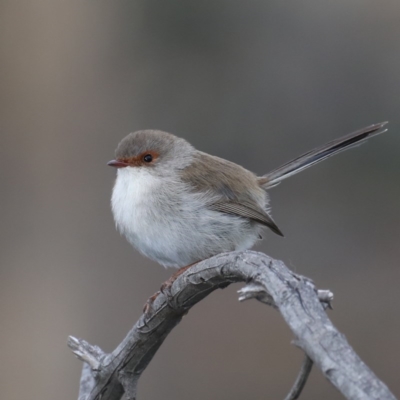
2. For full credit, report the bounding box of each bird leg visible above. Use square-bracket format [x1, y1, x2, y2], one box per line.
[142, 291, 161, 315]
[143, 262, 198, 315]
[160, 262, 196, 292]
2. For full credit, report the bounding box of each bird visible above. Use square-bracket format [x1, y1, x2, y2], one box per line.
[108, 122, 388, 271]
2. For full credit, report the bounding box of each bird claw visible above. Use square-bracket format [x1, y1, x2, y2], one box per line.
[143, 291, 160, 315]
[143, 263, 197, 315]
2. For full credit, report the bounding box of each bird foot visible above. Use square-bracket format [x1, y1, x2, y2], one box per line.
[143, 263, 197, 316]
[143, 290, 163, 315]
[160, 262, 196, 293]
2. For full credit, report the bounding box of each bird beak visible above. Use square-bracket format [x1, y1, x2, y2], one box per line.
[107, 159, 129, 168]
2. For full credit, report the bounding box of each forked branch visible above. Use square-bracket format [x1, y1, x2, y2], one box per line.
[68, 250, 395, 400]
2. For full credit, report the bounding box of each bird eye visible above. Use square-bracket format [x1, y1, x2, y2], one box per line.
[143, 154, 153, 163]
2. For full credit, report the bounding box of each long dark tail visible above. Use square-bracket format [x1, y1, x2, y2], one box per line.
[259, 122, 388, 189]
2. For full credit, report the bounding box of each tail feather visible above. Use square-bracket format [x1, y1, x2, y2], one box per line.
[259, 122, 388, 189]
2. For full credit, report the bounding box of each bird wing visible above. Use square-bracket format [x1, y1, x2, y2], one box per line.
[209, 201, 283, 236]
[180, 152, 283, 236]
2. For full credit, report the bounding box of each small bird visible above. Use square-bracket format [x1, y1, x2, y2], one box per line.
[108, 122, 387, 270]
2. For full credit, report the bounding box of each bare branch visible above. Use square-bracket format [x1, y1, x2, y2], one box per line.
[284, 355, 313, 400]
[68, 250, 396, 400]
[68, 336, 104, 371]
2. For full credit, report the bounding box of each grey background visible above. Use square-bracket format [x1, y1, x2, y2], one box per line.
[1, 1, 399, 399]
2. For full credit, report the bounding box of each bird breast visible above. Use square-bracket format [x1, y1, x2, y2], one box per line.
[111, 166, 197, 266]
[111, 166, 261, 267]
[111, 167, 166, 243]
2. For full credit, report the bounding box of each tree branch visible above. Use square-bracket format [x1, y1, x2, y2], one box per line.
[284, 355, 314, 400]
[68, 250, 395, 400]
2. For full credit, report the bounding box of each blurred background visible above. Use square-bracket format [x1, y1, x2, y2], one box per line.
[1, 1, 399, 399]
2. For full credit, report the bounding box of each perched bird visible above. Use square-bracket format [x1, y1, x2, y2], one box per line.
[108, 122, 387, 269]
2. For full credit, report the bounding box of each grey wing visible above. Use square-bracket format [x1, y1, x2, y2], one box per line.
[181, 151, 284, 236]
[209, 201, 284, 236]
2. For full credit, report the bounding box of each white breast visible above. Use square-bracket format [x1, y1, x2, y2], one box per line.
[111, 167, 161, 243]
[111, 167, 193, 267]
[111, 167, 262, 268]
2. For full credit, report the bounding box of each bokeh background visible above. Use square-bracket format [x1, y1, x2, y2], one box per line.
[1, 1, 399, 399]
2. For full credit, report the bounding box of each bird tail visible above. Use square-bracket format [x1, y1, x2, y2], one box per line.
[258, 121, 388, 189]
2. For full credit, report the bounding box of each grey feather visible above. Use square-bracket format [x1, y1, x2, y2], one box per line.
[209, 201, 283, 236]
[181, 152, 283, 236]
[259, 121, 388, 188]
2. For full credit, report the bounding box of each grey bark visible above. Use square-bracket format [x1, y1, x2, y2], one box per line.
[68, 250, 396, 400]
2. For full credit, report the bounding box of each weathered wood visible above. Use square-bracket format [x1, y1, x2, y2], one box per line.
[68, 250, 396, 400]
